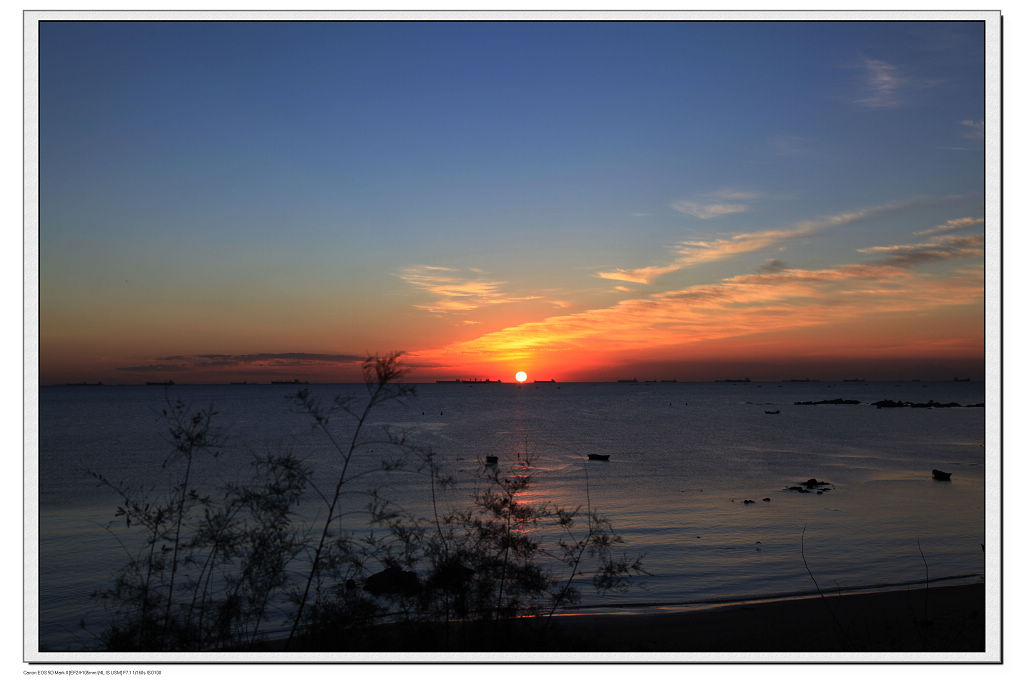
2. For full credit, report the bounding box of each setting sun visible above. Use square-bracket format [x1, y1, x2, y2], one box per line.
[515, 371, 527, 383]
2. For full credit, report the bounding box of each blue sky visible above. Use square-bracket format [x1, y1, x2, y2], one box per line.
[37, 20, 988, 382]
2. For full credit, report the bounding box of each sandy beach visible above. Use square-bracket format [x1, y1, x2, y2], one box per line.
[275, 583, 984, 654]
[541, 583, 985, 652]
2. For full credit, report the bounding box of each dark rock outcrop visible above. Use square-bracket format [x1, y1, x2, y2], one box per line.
[793, 398, 860, 406]
[873, 399, 963, 409]
[364, 566, 421, 597]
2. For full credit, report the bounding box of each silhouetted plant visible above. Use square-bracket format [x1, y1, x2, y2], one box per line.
[418, 455, 645, 632]
[90, 403, 311, 650]
[285, 352, 416, 645]
[89, 353, 644, 651]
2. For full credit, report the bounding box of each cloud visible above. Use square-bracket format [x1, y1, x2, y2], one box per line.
[397, 265, 539, 313]
[855, 57, 908, 108]
[116, 363, 188, 373]
[671, 201, 751, 219]
[961, 119, 984, 139]
[769, 134, 813, 157]
[913, 216, 983, 237]
[712, 189, 764, 201]
[857, 232, 984, 267]
[118, 352, 364, 373]
[598, 199, 914, 284]
[669, 188, 765, 220]
[598, 262, 689, 285]
[757, 259, 789, 274]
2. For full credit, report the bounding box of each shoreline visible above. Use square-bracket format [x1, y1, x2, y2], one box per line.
[259, 583, 985, 653]
[538, 583, 985, 652]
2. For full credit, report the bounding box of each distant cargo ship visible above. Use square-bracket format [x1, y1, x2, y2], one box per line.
[533, 379, 556, 383]
[435, 378, 502, 383]
[146, 380, 175, 386]
[271, 379, 308, 385]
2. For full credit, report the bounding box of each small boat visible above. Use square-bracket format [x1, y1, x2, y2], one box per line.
[587, 453, 610, 461]
[485, 455, 499, 465]
[764, 409, 780, 414]
[932, 469, 952, 481]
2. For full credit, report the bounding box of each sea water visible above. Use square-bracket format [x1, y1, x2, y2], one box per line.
[35, 381, 987, 650]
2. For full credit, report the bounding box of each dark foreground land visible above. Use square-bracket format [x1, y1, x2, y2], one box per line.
[273, 583, 984, 653]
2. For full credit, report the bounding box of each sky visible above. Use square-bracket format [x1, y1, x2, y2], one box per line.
[37, 20, 988, 384]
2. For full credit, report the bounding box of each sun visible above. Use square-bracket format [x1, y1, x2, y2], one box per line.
[515, 370, 528, 383]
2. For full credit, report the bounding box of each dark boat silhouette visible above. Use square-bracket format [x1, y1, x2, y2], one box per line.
[485, 455, 499, 465]
[764, 409, 780, 414]
[587, 453, 610, 461]
[932, 469, 952, 481]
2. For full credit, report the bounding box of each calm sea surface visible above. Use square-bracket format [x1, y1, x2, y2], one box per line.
[36, 381, 987, 650]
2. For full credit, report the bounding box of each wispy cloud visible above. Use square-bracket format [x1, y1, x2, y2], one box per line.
[855, 57, 908, 108]
[769, 134, 813, 157]
[671, 201, 751, 220]
[670, 188, 763, 220]
[858, 232, 984, 267]
[913, 216, 983, 237]
[961, 119, 984, 139]
[598, 199, 914, 284]
[116, 363, 189, 373]
[117, 352, 364, 373]
[712, 189, 764, 201]
[397, 265, 539, 313]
